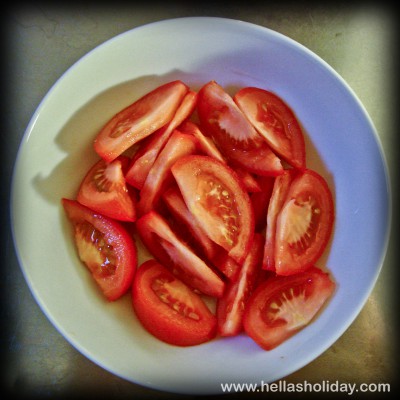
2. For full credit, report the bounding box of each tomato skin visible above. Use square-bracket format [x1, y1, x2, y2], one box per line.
[132, 260, 217, 346]
[234, 87, 306, 169]
[274, 169, 334, 275]
[217, 234, 263, 336]
[171, 155, 254, 264]
[62, 199, 137, 301]
[136, 211, 225, 298]
[94, 80, 189, 162]
[197, 81, 283, 176]
[77, 156, 136, 222]
[243, 266, 335, 350]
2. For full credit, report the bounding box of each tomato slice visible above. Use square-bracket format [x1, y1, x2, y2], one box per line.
[234, 87, 306, 169]
[275, 169, 334, 275]
[251, 175, 275, 232]
[94, 80, 188, 162]
[137, 130, 197, 215]
[132, 260, 217, 346]
[76, 156, 136, 222]
[197, 81, 283, 176]
[162, 186, 218, 261]
[243, 266, 335, 350]
[136, 211, 225, 298]
[262, 170, 293, 271]
[171, 155, 254, 264]
[62, 199, 137, 301]
[180, 121, 262, 193]
[125, 90, 197, 189]
[217, 234, 263, 336]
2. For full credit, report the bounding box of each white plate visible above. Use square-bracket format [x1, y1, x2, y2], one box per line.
[11, 17, 390, 394]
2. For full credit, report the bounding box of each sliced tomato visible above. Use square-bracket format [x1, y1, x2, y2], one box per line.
[275, 169, 334, 275]
[234, 87, 306, 169]
[136, 211, 225, 298]
[251, 175, 275, 232]
[262, 170, 293, 270]
[171, 155, 254, 264]
[125, 90, 197, 189]
[94, 80, 188, 162]
[62, 199, 137, 301]
[197, 81, 283, 176]
[180, 120, 261, 193]
[76, 156, 136, 222]
[217, 234, 263, 336]
[132, 260, 217, 346]
[243, 266, 335, 350]
[162, 186, 218, 261]
[137, 130, 197, 215]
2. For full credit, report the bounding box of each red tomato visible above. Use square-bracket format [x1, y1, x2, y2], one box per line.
[136, 211, 225, 298]
[125, 90, 197, 189]
[217, 234, 263, 336]
[262, 170, 293, 270]
[162, 186, 218, 261]
[275, 169, 334, 275]
[94, 80, 188, 162]
[243, 266, 335, 350]
[62, 199, 137, 301]
[250, 175, 275, 232]
[132, 260, 217, 346]
[234, 87, 306, 169]
[137, 130, 197, 215]
[76, 156, 136, 222]
[197, 81, 283, 176]
[180, 120, 261, 193]
[171, 155, 254, 264]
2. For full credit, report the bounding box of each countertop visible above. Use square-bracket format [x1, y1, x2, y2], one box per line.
[3, 4, 397, 398]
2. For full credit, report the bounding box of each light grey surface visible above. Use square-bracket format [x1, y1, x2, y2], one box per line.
[4, 4, 397, 398]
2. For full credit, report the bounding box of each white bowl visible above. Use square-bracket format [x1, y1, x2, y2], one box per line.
[11, 17, 391, 395]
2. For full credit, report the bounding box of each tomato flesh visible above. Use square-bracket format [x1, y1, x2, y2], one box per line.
[132, 260, 217, 346]
[197, 81, 283, 176]
[243, 266, 335, 350]
[234, 87, 306, 169]
[171, 155, 254, 264]
[275, 169, 334, 275]
[62, 199, 137, 301]
[77, 156, 136, 222]
[94, 80, 188, 162]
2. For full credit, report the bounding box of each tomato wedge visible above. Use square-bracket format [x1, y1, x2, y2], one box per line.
[137, 130, 197, 215]
[132, 260, 217, 346]
[262, 170, 293, 270]
[275, 169, 334, 275]
[217, 234, 263, 336]
[136, 211, 225, 298]
[243, 266, 335, 350]
[171, 155, 254, 264]
[62, 199, 137, 301]
[180, 120, 261, 193]
[162, 186, 218, 261]
[197, 81, 283, 176]
[234, 87, 306, 169]
[94, 80, 188, 162]
[125, 90, 197, 189]
[76, 156, 136, 222]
